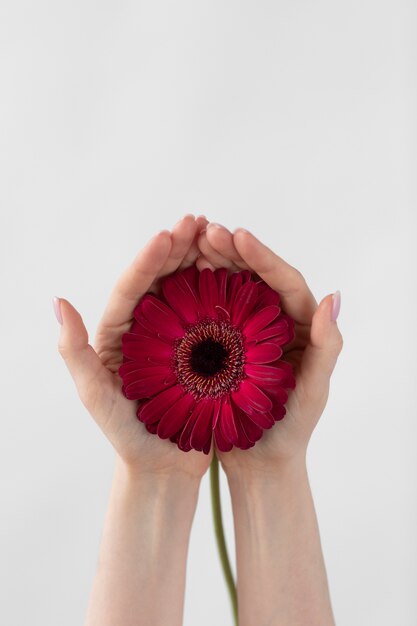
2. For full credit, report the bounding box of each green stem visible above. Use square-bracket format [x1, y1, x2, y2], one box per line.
[210, 453, 238, 626]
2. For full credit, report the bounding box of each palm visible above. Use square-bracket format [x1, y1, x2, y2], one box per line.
[195, 224, 336, 474]
[87, 216, 212, 479]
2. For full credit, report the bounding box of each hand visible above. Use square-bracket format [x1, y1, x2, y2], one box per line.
[55, 214, 213, 480]
[197, 223, 343, 475]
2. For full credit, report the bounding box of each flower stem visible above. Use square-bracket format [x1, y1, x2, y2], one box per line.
[210, 453, 238, 625]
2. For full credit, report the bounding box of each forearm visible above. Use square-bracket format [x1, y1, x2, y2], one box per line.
[84, 455, 200, 626]
[226, 456, 335, 626]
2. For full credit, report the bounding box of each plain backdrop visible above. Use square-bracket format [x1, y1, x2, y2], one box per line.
[1, 1, 416, 625]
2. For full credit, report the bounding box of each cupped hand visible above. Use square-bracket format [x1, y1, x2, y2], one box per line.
[197, 223, 343, 475]
[55, 214, 213, 480]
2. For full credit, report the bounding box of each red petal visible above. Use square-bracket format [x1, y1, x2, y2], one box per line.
[254, 281, 281, 309]
[272, 403, 287, 421]
[190, 399, 214, 453]
[139, 295, 184, 338]
[244, 408, 275, 429]
[245, 363, 292, 386]
[255, 317, 294, 344]
[214, 427, 233, 452]
[215, 268, 228, 309]
[268, 385, 289, 405]
[178, 402, 204, 451]
[138, 385, 184, 424]
[245, 342, 283, 364]
[232, 379, 273, 413]
[162, 266, 201, 324]
[128, 318, 155, 339]
[234, 414, 254, 449]
[199, 269, 218, 318]
[240, 270, 252, 283]
[145, 421, 159, 434]
[119, 363, 173, 388]
[230, 282, 258, 326]
[157, 393, 195, 439]
[130, 316, 163, 341]
[123, 371, 177, 400]
[218, 397, 239, 445]
[237, 410, 264, 443]
[121, 336, 173, 363]
[212, 399, 222, 429]
[243, 306, 281, 339]
[226, 272, 243, 309]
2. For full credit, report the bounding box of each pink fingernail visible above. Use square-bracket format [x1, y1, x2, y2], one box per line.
[331, 290, 341, 321]
[53, 296, 63, 324]
[207, 222, 224, 230]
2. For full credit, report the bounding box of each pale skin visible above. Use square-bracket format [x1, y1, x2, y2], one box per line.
[55, 215, 343, 626]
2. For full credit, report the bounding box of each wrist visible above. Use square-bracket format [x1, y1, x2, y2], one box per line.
[223, 451, 308, 489]
[113, 454, 201, 505]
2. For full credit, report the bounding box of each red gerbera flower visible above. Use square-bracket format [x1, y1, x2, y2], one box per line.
[118, 267, 296, 454]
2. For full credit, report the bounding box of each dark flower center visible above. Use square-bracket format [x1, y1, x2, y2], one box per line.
[173, 319, 245, 400]
[190, 339, 228, 377]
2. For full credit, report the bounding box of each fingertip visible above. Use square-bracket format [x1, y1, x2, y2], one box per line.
[311, 293, 343, 350]
[173, 213, 195, 229]
[147, 229, 172, 258]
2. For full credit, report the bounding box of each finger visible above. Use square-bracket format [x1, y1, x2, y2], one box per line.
[198, 224, 241, 270]
[95, 230, 172, 339]
[195, 256, 217, 271]
[298, 292, 343, 398]
[178, 214, 209, 269]
[56, 298, 115, 418]
[233, 228, 318, 324]
[204, 223, 247, 269]
[156, 214, 199, 279]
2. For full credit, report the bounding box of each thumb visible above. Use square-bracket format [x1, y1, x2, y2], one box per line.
[298, 291, 343, 400]
[53, 297, 114, 413]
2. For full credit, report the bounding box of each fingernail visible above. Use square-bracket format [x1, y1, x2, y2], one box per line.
[53, 296, 63, 324]
[331, 290, 341, 322]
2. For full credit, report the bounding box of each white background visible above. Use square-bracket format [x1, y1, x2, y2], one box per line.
[1, 1, 416, 624]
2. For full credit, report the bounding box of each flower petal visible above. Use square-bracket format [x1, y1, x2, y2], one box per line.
[243, 305, 281, 339]
[121, 336, 173, 363]
[234, 414, 255, 449]
[268, 385, 289, 405]
[237, 410, 264, 443]
[255, 316, 295, 344]
[244, 408, 275, 429]
[226, 272, 243, 309]
[157, 393, 195, 439]
[138, 385, 184, 424]
[123, 371, 177, 400]
[245, 342, 283, 364]
[199, 268, 218, 318]
[215, 268, 228, 309]
[178, 402, 204, 451]
[230, 281, 258, 326]
[162, 266, 201, 324]
[218, 397, 239, 445]
[214, 426, 233, 452]
[254, 281, 281, 309]
[232, 379, 273, 413]
[190, 399, 214, 453]
[119, 362, 173, 387]
[245, 363, 293, 386]
[139, 294, 184, 338]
